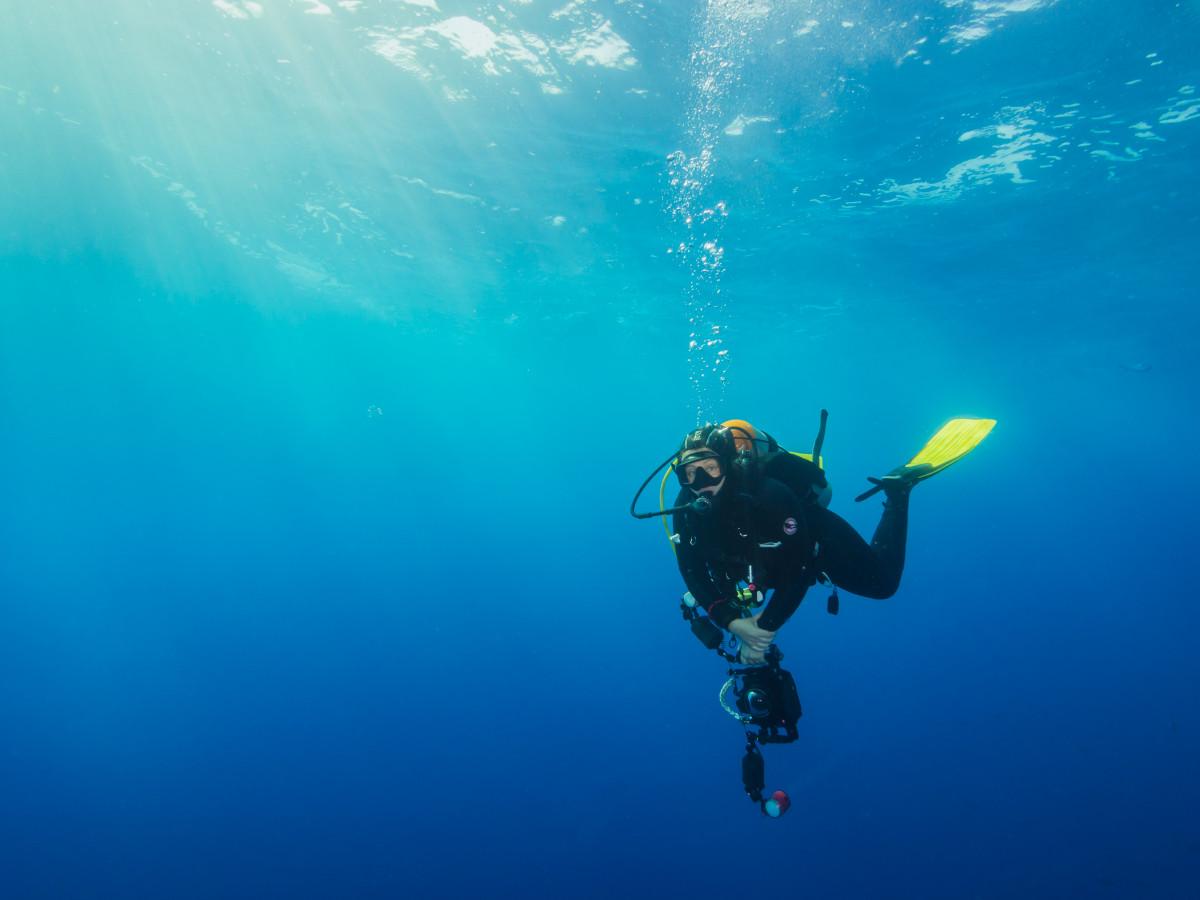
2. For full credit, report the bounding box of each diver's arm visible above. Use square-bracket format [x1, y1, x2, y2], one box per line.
[673, 529, 730, 620]
[672, 508, 739, 629]
[757, 577, 807, 632]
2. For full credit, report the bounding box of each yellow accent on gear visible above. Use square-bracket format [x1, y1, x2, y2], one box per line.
[659, 463, 676, 547]
[790, 451, 823, 469]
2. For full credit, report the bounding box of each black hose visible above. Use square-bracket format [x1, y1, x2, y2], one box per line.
[812, 408, 829, 466]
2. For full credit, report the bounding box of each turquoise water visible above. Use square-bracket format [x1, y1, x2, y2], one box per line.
[2, 2, 1198, 897]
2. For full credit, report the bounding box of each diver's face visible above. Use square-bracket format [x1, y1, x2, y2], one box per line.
[680, 454, 726, 496]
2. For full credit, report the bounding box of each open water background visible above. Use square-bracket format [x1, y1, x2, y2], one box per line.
[2, 2, 1198, 897]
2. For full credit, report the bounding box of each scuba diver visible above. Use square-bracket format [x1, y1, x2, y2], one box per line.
[630, 412, 995, 815]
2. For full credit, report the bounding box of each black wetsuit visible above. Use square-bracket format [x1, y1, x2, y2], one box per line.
[672, 466, 910, 632]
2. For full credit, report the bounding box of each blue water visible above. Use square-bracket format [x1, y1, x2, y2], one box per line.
[2, 2, 1198, 897]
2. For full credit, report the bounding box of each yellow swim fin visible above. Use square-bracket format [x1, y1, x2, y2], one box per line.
[856, 417, 996, 502]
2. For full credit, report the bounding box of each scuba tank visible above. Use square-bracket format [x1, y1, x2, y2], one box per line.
[721, 411, 833, 510]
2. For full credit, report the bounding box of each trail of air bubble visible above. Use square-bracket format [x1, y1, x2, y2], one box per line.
[666, 0, 767, 421]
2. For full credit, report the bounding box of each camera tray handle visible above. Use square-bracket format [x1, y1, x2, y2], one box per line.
[741, 734, 766, 805]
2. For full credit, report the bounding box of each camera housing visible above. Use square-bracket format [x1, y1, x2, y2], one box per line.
[734, 661, 802, 743]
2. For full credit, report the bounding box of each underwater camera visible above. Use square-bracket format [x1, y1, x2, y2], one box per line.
[727, 648, 803, 817]
[730, 649, 802, 743]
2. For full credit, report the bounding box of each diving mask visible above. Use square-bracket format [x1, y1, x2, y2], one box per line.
[677, 452, 725, 492]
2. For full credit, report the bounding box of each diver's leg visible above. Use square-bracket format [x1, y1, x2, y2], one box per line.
[809, 493, 909, 599]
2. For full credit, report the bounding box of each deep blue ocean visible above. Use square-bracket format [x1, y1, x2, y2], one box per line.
[2, 2, 1198, 897]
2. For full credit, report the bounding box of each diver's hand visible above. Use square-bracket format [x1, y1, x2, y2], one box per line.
[729, 615, 776, 656]
[738, 645, 768, 666]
